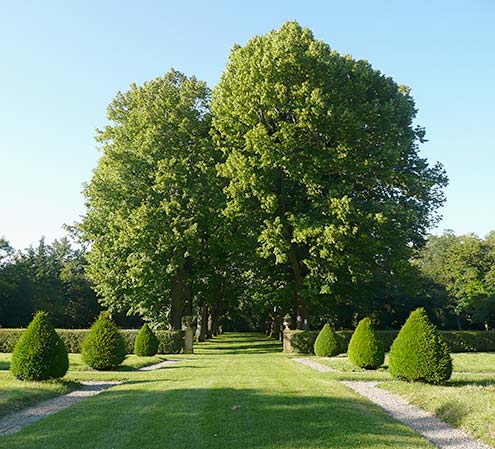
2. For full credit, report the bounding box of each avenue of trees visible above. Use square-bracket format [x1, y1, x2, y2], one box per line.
[1, 22, 494, 333]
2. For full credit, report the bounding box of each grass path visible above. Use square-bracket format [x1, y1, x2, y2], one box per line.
[0, 333, 437, 449]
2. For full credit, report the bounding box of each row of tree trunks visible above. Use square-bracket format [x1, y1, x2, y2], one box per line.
[168, 260, 222, 341]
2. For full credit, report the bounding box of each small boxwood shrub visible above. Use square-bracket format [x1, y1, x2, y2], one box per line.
[314, 323, 340, 357]
[389, 308, 452, 384]
[135, 323, 159, 356]
[11, 311, 69, 381]
[348, 317, 384, 369]
[81, 313, 127, 370]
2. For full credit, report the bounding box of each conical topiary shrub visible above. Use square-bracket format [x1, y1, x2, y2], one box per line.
[389, 308, 452, 384]
[348, 317, 384, 369]
[134, 323, 159, 356]
[82, 312, 127, 370]
[11, 311, 68, 381]
[314, 323, 340, 357]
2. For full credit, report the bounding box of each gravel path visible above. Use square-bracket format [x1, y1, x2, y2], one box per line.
[139, 359, 179, 371]
[342, 381, 494, 449]
[0, 381, 122, 436]
[292, 357, 336, 372]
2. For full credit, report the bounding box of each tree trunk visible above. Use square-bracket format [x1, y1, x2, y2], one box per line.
[207, 313, 215, 339]
[170, 265, 186, 331]
[269, 314, 282, 339]
[456, 315, 463, 331]
[276, 169, 310, 331]
[195, 301, 208, 342]
[169, 257, 193, 331]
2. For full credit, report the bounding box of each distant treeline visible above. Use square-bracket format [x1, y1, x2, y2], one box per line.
[0, 230, 494, 331]
[0, 236, 142, 328]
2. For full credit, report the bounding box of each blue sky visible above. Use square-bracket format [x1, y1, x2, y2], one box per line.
[1, 0, 494, 250]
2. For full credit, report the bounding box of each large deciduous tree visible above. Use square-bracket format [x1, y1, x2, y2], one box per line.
[80, 70, 222, 329]
[212, 21, 447, 329]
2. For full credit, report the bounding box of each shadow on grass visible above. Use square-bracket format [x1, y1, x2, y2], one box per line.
[195, 333, 282, 355]
[0, 386, 429, 449]
[449, 376, 495, 387]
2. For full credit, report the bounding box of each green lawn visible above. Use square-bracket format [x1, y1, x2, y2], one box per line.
[0, 353, 168, 372]
[0, 352, 168, 417]
[0, 373, 78, 418]
[378, 351, 495, 448]
[310, 351, 495, 447]
[0, 333, 436, 449]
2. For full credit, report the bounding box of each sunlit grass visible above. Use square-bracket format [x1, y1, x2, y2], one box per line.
[0, 333, 435, 449]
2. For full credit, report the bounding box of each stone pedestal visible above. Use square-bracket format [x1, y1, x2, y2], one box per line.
[183, 315, 194, 354]
[282, 315, 292, 353]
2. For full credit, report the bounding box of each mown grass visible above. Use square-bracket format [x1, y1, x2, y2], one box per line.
[0, 353, 168, 372]
[308, 350, 495, 447]
[0, 333, 436, 449]
[380, 379, 495, 447]
[0, 372, 78, 418]
[0, 352, 169, 416]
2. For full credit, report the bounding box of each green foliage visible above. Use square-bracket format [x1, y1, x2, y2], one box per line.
[416, 231, 495, 329]
[80, 69, 227, 329]
[134, 323, 159, 356]
[348, 318, 384, 369]
[212, 20, 447, 320]
[0, 235, 102, 329]
[389, 308, 452, 384]
[10, 311, 68, 381]
[81, 313, 127, 370]
[314, 324, 340, 357]
[290, 330, 319, 354]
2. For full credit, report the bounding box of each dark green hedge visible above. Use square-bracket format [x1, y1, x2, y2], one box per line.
[289, 329, 495, 354]
[0, 328, 184, 354]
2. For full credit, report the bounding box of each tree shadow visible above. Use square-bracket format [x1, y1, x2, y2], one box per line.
[196, 333, 282, 355]
[449, 376, 495, 387]
[0, 386, 432, 449]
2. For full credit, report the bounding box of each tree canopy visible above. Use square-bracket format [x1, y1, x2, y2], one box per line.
[80, 70, 225, 329]
[212, 21, 447, 328]
[9, 22, 488, 334]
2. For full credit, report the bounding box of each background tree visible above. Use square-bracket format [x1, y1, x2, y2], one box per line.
[416, 231, 495, 329]
[0, 235, 104, 328]
[212, 21, 447, 329]
[80, 70, 224, 330]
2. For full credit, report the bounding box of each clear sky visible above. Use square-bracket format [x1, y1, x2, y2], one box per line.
[1, 0, 494, 250]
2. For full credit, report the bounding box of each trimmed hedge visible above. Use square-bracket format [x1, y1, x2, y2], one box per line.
[389, 308, 452, 384]
[11, 311, 69, 381]
[0, 328, 184, 354]
[288, 329, 495, 354]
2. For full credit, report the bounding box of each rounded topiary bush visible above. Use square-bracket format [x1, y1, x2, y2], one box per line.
[314, 323, 340, 357]
[389, 308, 452, 384]
[81, 313, 127, 370]
[134, 323, 159, 356]
[11, 311, 68, 381]
[348, 317, 384, 369]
